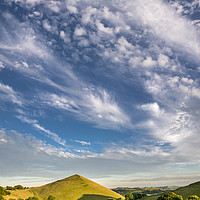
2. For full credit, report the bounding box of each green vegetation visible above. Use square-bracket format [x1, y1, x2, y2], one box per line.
[3, 189, 34, 200]
[187, 196, 200, 200]
[26, 197, 39, 200]
[0, 186, 11, 200]
[125, 193, 134, 200]
[6, 187, 13, 191]
[157, 192, 183, 200]
[141, 181, 200, 200]
[113, 187, 168, 196]
[47, 195, 55, 200]
[32, 174, 124, 200]
[2, 177, 200, 200]
[125, 193, 147, 200]
[174, 181, 200, 200]
[6, 186, 23, 191]
[13, 186, 23, 190]
[0, 187, 11, 196]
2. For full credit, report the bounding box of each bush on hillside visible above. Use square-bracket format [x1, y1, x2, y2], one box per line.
[6, 186, 14, 190]
[0, 186, 11, 196]
[188, 196, 200, 200]
[47, 195, 55, 200]
[13, 185, 24, 190]
[0, 196, 5, 200]
[26, 197, 39, 200]
[125, 193, 134, 200]
[133, 193, 147, 199]
[125, 193, 147, 200]
[157, 192, 183, 200]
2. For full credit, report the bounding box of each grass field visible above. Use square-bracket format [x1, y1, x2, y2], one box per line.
[31, 174, 125, 200]
[3, 189, 34, 200]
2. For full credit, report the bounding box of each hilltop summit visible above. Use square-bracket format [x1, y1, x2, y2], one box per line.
[32, 174, 124, 200]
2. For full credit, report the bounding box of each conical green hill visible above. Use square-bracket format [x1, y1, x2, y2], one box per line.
[31, 174, 125, 200]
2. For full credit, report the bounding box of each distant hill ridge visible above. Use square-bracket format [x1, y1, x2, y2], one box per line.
[31, 174, 124, 200]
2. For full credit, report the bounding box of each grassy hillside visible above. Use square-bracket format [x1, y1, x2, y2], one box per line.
[32, 174, 125, 200]
[141, 181, 200, 200]
[174, 181, 200, 200]
[3, 189, 34, 200]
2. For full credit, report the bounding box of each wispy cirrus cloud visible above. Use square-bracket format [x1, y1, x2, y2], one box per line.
[74, 140, 91, 146]
[1, 0, 200, 187]
[42, 88, 132, 130]
[0, 82, 23, 106]
[17, 115, 66, 146]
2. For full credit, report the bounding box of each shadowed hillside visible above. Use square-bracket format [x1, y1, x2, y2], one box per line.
[78, 194, 120, 200]
[174, 181, 200, 199]
[32, 174, 124, 200]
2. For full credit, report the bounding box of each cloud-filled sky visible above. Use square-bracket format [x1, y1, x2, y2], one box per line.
[0, 0, 200, 188]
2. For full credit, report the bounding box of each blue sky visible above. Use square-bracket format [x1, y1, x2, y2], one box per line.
[0, 0, 200, 188]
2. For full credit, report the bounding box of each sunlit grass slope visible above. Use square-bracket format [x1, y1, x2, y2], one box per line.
[32, 174, 125, 200]
[4, 189, 34, 200]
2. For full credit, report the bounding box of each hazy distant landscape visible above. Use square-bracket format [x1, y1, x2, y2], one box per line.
[1, 175, 200, 200]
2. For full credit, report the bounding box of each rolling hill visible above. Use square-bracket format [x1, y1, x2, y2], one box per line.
[31, 174, 125, 200]
[141, 181, 200, 200]
[174, 181, 200, 199]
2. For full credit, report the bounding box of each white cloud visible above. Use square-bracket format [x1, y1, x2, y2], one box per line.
[42, 88, 132, 130]
[96, 20, 113, 35]
[81, 6, 97, 24]
[17, 115, 66, 146]
[67, 5, 78, 14]
[47, 1, 60, 13]
[43, 20, 51, 31]
[1, 1, 200, 186]
[158, 54, 169, 68]
[74, 27, 86, 37]
[0, 61, 5, 69]
[182, 77, 194, 85]
[0, 82, 23, 106]
[125, 0, 200, 58]
[60, 31, 66, 40]
[142, 57, 156, 68]
[45, 94, 79, 113]
[139, 102, 164, 117]
[78, 39, 89, 47]
[85, 89, 131, 129]
[74, 140, 91, 146]
[22, 61, 29, 68]
[33, 11, 40, 16]
[95, 145, 170, 160]
[33, 124, 66, 146]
